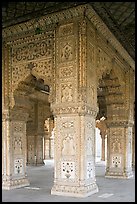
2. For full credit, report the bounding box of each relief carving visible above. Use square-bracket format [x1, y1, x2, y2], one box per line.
[12, 64, 30, 93]
[88, 43, 95, 65]
[97, 47, 112, 80]
[62, 134, 75, 156]
[61, 84, 73, 103]
[60, 43, 73, 62]
[12, 39, 53, 64]
[59, 23, 74, 36]
[110, 128, 124, 154]
[14, 137, 22, 153]
[59, 66, 74, 78]
[31, 59, 52, 81]
[62, 121, 74, 129]
[87, 137, 93, 156]
[112, 138, 121, 153]
[13, 122, 23, 132]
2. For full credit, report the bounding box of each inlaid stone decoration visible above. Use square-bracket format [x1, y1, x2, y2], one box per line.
[61, 83, 73, 103]
[59, 23, 74, 37]
[61, 161, 75, 179]
[87, 161, 94, 179]
[112, 156, 122, 168]
[60, 41, 74, 62]
[14, 159, 23, 174]
[59, 66, 74, 78]
[13, 122, 24, 155]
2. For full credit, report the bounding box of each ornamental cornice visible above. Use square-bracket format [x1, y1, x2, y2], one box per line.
[2, 109, 29, 121]
[2, 4, 86, 41]
[106, 120, 134, 128]
[10, 110, 29, 121]
[51, 103, 98, 116]
[2, 3, 134, 70]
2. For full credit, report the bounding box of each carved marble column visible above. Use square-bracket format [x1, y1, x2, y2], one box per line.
[2, 89, 32, 189]
[101, 134, 105, 161]
[132, 122, 135, 167]
[2, 109, 30, 189]
[26, 101, 37, 165]
[105, 123, 133, 179]
[51, 19, 98, 197]
[27, 98, 51, 165]
[44, 118, 54, 159]
[105, 70, 134, 178]
[132, 102, 135, 168]
[51, 110, 99, 197]
[96, 119, 107, 161]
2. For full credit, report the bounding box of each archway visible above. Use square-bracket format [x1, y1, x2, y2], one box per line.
[96, 65, 134, 178]
[10, 73, 54, 188]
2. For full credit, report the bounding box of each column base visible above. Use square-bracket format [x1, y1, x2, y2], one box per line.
[51, 182, 99, 198]
[2, 177, 30, 190]
[105, 170, 134, 179]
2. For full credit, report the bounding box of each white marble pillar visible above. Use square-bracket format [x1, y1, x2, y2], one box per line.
[2, 109, 30, 189]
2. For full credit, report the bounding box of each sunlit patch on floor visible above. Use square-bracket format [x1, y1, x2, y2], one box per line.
[98, 193, 113, 198]
[24, 187, 40, 190]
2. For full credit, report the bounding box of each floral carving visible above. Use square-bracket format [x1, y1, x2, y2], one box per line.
[61, 84, 73, 103]
[59, 23, 74, 36]
[60, 43, 73, 62]
[62, 134, 75, 156]
[59, 66, 74, 78]
[14, 159, 23, 174]
[12, 39, 53, 63]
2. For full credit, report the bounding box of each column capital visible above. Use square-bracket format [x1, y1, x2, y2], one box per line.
[106, 120, 134, 128]
[9, 109, 29, 122]
[51, 103, 98, 117]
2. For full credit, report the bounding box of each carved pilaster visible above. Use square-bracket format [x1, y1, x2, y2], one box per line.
[26, 100, 48, 165]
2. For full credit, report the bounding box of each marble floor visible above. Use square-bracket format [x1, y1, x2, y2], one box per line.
[2, 160, 135, 202]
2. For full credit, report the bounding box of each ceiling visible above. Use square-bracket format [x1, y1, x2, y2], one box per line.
[2, 2, 135, 60]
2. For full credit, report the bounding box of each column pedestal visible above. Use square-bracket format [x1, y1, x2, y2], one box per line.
[51, 113, 99, 197]
[51, 183, 98, 198]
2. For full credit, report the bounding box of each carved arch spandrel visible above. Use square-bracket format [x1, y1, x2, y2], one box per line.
[7, 33, 55, 109]
[96, 47, 112, 84]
